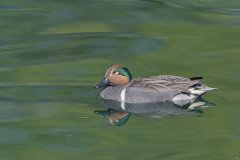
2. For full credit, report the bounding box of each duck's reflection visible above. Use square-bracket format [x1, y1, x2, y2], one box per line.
[95, 97, 214, 126]
[95, 109, 131, 126]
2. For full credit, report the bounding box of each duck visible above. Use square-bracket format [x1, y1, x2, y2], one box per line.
[95, 64, 216, 111]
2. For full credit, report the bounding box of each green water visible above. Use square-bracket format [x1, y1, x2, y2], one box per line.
[0, 0, 240, 159]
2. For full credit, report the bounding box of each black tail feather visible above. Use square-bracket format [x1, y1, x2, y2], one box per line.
[190, 77, 203, 81]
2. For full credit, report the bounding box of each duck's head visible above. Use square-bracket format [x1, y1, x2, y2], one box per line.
[95, 64, 132, 89]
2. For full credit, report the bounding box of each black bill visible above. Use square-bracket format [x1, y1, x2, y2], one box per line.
[95, 77, 110, 89]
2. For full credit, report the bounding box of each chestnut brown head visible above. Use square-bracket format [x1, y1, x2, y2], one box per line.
[95, 64, 132, 89]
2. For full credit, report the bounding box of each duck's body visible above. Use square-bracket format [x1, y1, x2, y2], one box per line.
[95, 64, 216, 111]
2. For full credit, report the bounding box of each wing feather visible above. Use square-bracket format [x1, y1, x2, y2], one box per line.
[130, 75, 201, 93]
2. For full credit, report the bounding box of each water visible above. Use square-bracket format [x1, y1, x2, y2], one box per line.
[0, 0, 240, 159]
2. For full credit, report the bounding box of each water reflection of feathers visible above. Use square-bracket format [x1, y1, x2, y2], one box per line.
[95, 98, 214, 126]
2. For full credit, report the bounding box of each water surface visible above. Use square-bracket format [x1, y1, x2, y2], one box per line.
[0, 0, 240, 160]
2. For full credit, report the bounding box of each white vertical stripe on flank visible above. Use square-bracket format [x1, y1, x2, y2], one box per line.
[120, 88, 126, 110]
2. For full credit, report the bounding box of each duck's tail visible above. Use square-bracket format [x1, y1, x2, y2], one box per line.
[188, 84, 217, 96]
[201, 86, 217, 92]
[189, 77, 203, 81]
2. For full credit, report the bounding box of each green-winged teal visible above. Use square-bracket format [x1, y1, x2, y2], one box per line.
[95, 64, 216, 111]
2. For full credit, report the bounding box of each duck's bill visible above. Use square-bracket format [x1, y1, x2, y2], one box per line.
[95, 77, 110, 89]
